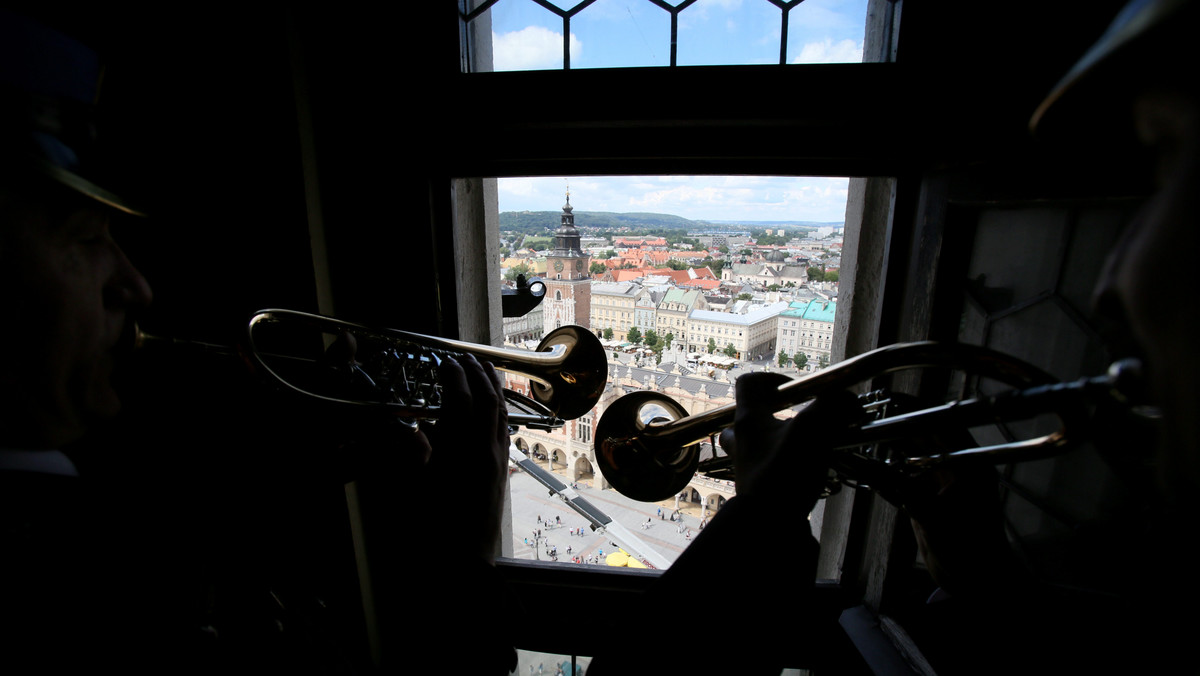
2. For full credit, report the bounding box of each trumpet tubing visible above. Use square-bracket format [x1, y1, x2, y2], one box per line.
[593, 341, 1149, 503]
[136, 308, 608, 429]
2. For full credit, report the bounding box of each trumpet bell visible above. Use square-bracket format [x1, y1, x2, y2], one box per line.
[522, 326, 607, 421]
[594, 391, 699, 502]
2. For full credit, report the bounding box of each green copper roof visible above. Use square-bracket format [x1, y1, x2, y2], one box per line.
[802, 299, 837, 323]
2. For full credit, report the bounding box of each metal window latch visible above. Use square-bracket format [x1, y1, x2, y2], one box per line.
[501, 275, 547, 318]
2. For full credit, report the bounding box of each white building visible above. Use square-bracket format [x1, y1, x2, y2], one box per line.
[686, 301, 789, 360]
[589, 281, 642, 341]
[634, 286, 668, 338]
[776, 299, 837, 371]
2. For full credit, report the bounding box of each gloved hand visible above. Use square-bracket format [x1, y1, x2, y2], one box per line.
[720, 371, 860, 515]
[416, 353, 510, 563]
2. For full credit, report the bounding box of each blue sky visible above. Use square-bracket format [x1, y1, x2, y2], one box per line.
[488, 1, 864, 223]
[488, 0, 869, 70]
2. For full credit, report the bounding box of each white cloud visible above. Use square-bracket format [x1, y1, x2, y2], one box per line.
[501, 177, 540, 199]
[793, 38, 863, 64]
[492, 26, 582, 71]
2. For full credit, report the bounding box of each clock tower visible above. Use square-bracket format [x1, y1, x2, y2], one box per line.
[543, 190, 592, 334]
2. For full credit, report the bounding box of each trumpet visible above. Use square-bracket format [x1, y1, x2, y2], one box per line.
[593, 341, 1154, 502]
[135, 308, 608, 430]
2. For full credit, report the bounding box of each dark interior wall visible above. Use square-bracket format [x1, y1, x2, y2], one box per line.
[892, 4, 1125, 156]
[68, 8, 316, 345]
[33, 5, 463, 338]
[30, 10, 444, 669]
[290, 5, 463, 334]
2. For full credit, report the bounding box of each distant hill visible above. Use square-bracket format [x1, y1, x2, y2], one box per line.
[500, 211, 704, 233]
[707, 220, 844, 228]
[500, 211, 843, 234]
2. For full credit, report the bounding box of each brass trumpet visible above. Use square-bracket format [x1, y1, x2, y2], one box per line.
[593, 341, 1153, 502]
[136, 308, 608, 430]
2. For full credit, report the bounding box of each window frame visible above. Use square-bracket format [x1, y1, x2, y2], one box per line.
[443, 0, 910, 664]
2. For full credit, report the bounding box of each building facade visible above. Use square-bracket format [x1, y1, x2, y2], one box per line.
[776, 298, 836, 371]
[686, 301, 788, 360]
[722, 262, 808, 287]
[502, 304, 544, 344]
[542, 194, 592, 334]
[656, 287, 707, 352]
[634, 286, 666, 338]
[589, 281, 642, 341]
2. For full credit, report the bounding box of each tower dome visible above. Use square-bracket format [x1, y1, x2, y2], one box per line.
[553, 191, 583, 256]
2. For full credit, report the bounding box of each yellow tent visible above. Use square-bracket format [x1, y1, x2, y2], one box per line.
[604, 548, 648, 568]
[605, 551, 628, 567]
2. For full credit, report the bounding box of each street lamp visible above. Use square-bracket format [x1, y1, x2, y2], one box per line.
[531, 529, 545, 561]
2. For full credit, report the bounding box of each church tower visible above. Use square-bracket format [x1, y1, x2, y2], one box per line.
[542, 189, 592, 334]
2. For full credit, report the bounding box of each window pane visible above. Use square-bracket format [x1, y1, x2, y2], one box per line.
[676, 0, 786, 66]
[498, 175, 847, 569]
[473, 0, 869, 71]
[786, 0, 869, 64]
[489, 1, 570, 71]
[517, 650, 589, 676]
[573, 0, 671, 69]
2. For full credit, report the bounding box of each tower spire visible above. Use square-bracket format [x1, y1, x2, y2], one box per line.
[543, 183, 592, 335]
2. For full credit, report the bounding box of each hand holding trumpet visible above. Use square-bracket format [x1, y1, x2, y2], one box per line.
[418, 353, 510, 563]
[719, 372, 861, 515]
[320, 330, 511, 561]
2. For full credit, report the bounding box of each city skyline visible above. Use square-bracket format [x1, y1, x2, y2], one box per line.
[498, 175, 851, 223]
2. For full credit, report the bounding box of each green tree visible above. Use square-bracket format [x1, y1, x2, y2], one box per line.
[778, 350, 790, 367]
[718, 245, 729, 254]
[807, 266, 825, 282]
[664, 333, 674, 350]
[768, 284, 779, 292]
[794, 353, 808, 369]
[644, 329, 659, 347]
[504, 263, 530, 282]
[826, 271, 839, 283]
[737, 293, 752, 300]
[723, 343, 737, 358]
[707, 337, 716, 354]
[626, 326, 642, 344]
[603, 328, 614, 340]
[818, 355, 829, 369]
[590, 261, 607, 275]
